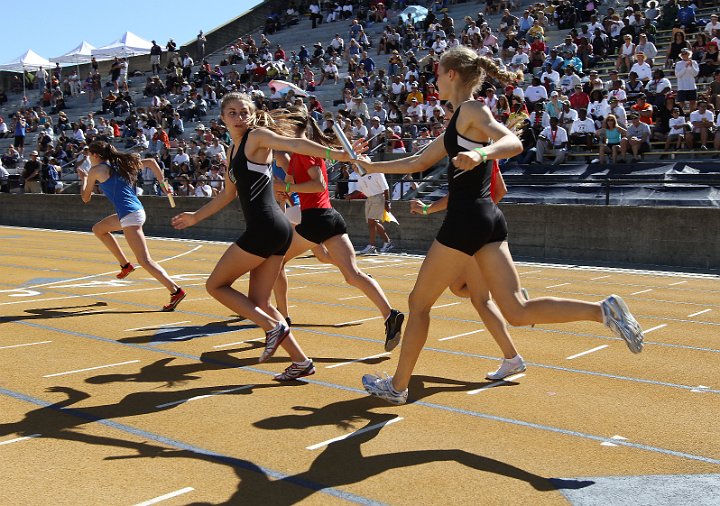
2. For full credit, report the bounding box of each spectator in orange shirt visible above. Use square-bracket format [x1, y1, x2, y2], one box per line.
[631, 94, 654, 125]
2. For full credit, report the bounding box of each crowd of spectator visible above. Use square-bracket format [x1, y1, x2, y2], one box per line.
[2, 0, 720, 197]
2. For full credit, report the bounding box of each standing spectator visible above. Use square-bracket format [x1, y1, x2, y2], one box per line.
[22, 151, 43, 193]
[150, 40, 162, 75]
[197, 31, 207, 61]
[309, 2, 322, 28]
[675, 48, 699, 111]
[13, 114, 27, 157]
[182, 52, 194, 80]
[35, 66, 48, 92]
[535, 117, 568, 164]
[356, 171, 393, 254]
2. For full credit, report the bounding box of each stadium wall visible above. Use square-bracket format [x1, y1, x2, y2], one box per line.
[1, 194, 718, 271]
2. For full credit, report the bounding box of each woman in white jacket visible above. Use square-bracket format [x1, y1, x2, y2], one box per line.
[675, 48, 699, 111]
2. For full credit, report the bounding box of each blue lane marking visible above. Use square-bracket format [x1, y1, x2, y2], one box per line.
[12, 320, 720, 466]
[0, 385, 386, 506]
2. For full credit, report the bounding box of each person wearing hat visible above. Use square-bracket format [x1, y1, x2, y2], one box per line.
[705, 13, 720, 36]
[406, 97, 424, 121]
[675, 47, 699, 111]
[348, 94, 370, 121]
[630, 52, 652, 83]
[21, 151, 43, 193]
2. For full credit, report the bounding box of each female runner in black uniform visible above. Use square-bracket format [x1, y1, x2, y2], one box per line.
[356, 46, 645, 404]
[171, 93, 362, 380]
[271, 107, 405, 352]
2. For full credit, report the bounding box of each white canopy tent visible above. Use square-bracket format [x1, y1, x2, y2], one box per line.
[91, 32, 153, 58]
[0, 49, 53, 96]
[50, 41, 99, 64]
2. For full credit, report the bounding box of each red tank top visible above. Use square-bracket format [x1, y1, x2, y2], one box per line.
[287, 153, 331, 210]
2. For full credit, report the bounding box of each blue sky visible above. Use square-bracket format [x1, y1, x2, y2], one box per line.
[1, 0, 262, 64]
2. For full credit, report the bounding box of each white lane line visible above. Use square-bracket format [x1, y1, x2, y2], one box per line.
[546, 283, 570, 289]
[156, 385, 255, 409]
[288, 286, 307, 290]
[212, 338, 264, 349]
[403, 273, 417, 276]
[0, 341, 52, 350]
[184, 296, 214, 302]
[566, 345, 609, 360]
[520, 269, 541, 275]
[0, 434, 41, 446]
[0, 246, 202, 294]
[133, 487, 195, 506]
[124, 321, 191, 332]
[591, 275, 611, 280]
[338, 295, 365, 300]
[325, 352, 390, 369]
[334, 316, 382, 326]
[467, 373, 526, 395]
[644, 324, 668, 334]
[691, 385, 710, 393]
[669, 280, 687, 286]
[432, 302, 461, 309]
[306, 417, 404, 450]
[688, 309, 712, 318]
[631, 289, 653, 295]
[438, 329, 484, 342]
[43, 360, 140, 378]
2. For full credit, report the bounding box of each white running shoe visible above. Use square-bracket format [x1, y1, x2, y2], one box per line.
[380, 242, 394, 253]
[358, 245, 377, 255]
[486, 355, 527, 380]
[601, 294, 644, 354]
[259, 322, 290, 363]
[274, 360, 316, 381]
[362, 373, 408, 405]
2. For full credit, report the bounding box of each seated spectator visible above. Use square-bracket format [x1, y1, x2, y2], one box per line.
[558, 100, 578, 133]
[528, 101, 551, 132]
[625, 72, 645, 103]
[534, 117, 568, 165]
[621, 113, 652, 162]
[688, 100, 714, 150]
[540, 63, 560, 93]
[699, 42, 720, 80]
[0, 117, 9, 138]
[631, 94, 654, 125]
[596, 115, 628, 164]
[569, 108, 597, 149]
[2, 146, 21, 168]
[664, 107, 688, 154]
[616, 34, 636, 73]
[560, 67, 582, 96]
[630, 52, 653, 84]
[645, 69, 672, 108]
[525, 77, 548, 108]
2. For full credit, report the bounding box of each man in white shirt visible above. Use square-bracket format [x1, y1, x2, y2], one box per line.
[172, 147, 191, 174]
[509, 46, 530, 73]
[369, 116, 386, 150]
[356, 171, 393, 255]
[540, 63, 560, 92]
[525, 77, 548, 106]
[330, 34, 344, 53]
[535, 117, 568, 164]
[688, 99, 714, 149]
[629, 52, 652, 82]
[705, 14, 720, 36]
[675, 48, 699, 110]
[569, 108, 597, 148]
[608, 97, 628, 128]
[206, 138, 227, 161]
[406, 98, 424, 122]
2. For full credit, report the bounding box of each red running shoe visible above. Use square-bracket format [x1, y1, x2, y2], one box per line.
[117, 263, 135, 279]
[162, 288, 186, 312]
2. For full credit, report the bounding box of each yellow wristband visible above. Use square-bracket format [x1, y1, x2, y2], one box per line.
[474, 147, 488, 163]
[285, 182, 291, 192]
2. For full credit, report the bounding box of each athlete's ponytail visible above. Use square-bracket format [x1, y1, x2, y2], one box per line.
[87, 140, 140, 184]
[271, 107, 340, 148]
[440, 46, 521, 92]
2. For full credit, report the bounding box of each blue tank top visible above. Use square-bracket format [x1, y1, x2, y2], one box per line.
[605, 128, 621, 144]
[98, 165, 143, 219]
[443, 102, 492, 206]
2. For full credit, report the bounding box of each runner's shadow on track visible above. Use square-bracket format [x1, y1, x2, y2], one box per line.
[0, 302, 156, 325]
[118, 318, 256, 344]
[186, 412, 594, 504]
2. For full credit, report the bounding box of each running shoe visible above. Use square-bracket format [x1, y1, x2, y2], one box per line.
[380, 242, 394, 253]
[358, 245, 377, 255]
[384, 309, 404, 352]
[601, 294, 644, 354]
[274, 360, 316, 381]
[486, 355, 527, 380]
[362, 373, 408, 405]
[162, 288, 186, 312]
[259, 321, 290, 363]
[117, 263, 135, 279]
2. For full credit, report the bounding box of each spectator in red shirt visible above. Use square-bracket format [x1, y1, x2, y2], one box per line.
[631, 94, 654, 125]
[274, 45, 286, 61]
[570, 84, 590, 110]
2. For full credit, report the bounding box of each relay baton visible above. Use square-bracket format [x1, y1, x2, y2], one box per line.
[162, 181, 176, 208]
[333, 123, 366, 176]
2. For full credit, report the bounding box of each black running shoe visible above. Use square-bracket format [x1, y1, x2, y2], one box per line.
[384, 309, 404, 352]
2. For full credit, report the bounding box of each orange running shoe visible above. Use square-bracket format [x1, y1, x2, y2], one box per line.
[162, 288, 186, 312]
[117, 263, 135, 279]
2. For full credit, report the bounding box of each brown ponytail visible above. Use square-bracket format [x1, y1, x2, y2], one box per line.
[440, 46, 521, 92]
[87, 140, 140, 184]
